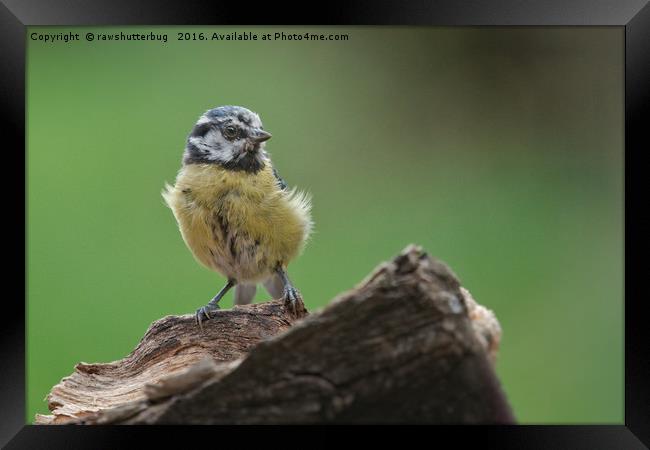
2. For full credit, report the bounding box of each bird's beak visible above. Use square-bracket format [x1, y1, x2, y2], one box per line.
[250, 129, 272, 143]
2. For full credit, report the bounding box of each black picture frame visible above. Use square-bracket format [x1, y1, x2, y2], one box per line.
[2, 0, 648, 448]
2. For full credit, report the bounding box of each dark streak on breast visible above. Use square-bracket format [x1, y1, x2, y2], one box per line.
[182, 188, 194, 204]
[229, 233, 238, 261]
[248, 240, 260, 259]
[215, 213, 229, 240]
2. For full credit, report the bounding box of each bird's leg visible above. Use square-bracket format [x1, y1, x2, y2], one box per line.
[275, 266, 302, 316]
[195, 278, 235, 330]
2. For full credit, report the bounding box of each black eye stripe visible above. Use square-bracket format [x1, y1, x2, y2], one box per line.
[222, 124, 248, 140]
[193, 114, 259, 142]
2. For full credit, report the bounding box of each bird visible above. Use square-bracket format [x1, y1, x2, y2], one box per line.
[162, 105, 313, 328]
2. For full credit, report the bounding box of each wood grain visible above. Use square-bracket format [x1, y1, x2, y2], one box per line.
[36, 245, 512, 425]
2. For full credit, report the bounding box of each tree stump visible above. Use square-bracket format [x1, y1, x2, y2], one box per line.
[36, 245, 514, 424]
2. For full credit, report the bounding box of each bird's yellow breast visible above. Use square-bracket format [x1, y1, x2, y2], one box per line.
[163, 162, 312, 282]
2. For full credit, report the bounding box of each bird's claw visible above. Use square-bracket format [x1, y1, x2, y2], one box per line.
[195, 303, 221, 330]
[283, 286, 302, 316]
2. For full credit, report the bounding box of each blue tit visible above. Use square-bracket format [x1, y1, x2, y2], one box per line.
[162, 106, 313, 327]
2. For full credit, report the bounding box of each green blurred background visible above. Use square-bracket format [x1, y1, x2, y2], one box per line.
[27, 27, 623, 423]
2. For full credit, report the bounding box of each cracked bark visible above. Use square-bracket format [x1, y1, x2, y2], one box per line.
[36, 244, 514, 424]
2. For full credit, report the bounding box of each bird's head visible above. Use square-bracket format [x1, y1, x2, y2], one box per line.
[182, 105, 272, 172]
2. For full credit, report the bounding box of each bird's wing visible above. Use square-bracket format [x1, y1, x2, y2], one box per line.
[272, 166, 288, 190]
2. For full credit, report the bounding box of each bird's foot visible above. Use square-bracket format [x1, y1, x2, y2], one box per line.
[283, 285, 303, 317]
[195, 303, 221, 330]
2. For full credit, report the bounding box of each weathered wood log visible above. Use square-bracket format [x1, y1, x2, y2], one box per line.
[36, 244, 513, 424]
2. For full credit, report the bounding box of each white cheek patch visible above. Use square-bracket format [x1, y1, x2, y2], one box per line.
[190, 130, 238, 163]
[188, 136, 205, 148]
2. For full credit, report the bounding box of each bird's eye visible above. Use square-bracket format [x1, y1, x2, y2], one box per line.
[224, 125, 238, 139]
